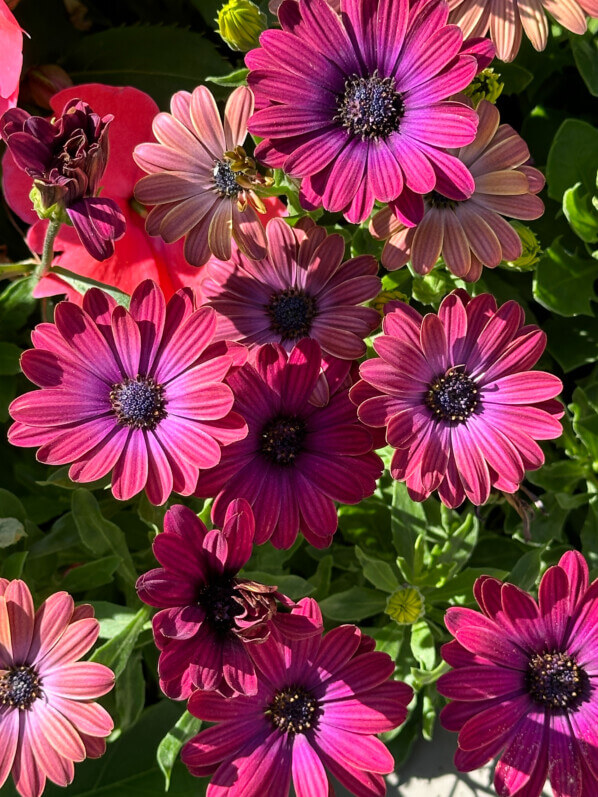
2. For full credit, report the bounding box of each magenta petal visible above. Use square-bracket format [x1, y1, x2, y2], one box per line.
[67, 197, 126, 262]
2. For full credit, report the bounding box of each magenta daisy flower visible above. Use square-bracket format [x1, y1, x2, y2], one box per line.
[370, 99, 545, 281]
[351, 290, 564, 507]
[438, 551, 598, 797]
[0, 579, 114, 797]
[181, 598, 413, 796]
[196, 338, 383, 549]
[133, 85, 269, 266]
[246, 0, 485, 224]
[136, 499, 321, 700]
[449, 0, 598, 62]
[201, 217, 381, 359]
[8, 279, 247, 505]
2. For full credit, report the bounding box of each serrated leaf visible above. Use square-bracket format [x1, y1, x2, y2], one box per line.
[63, 25, 229, 109]
[157, 709, 201, 790]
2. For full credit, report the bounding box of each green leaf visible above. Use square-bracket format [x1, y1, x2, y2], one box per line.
[0, 375, 16, 422]
[390, 482, 427, 580]
[570, 385, 598, 462]
[206, 67, 249, 87]
[63, 25, 229, 109]
[563, 182, 598, 243]
[581, 496, 598, 575]
[571, 31, 598, 97]
[355, 546, 399, 593]
[61, 555, 121, 592]
[547, 119, 598, 201]
[71, 490, 137, 595]
[0, 518, 26, 548]
[533, 239, 597, 316]
[410, 620, 437, 670]
[0, 342, 22, 375]
[507, 546, 546, 591]
[431, 567, 508, 604]
[527, 460, 587, 493]
[115, 652, 145, 732]
[91, 604, 151, 679]
[545, 315, 598, 371]
[0, 489, 27, 523]
[0, 277, 37, 335]
[319, 586, 387, 621]
[157, 709, 201, 790]
[497, 61, 533, 94]
[51, 267, 131, 307]
[92, 601, 140, 639]
[2, 552, 28, 580]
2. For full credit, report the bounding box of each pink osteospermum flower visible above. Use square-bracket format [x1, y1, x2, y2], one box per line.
[449, 0, 598, 62]
[196, 338, 383, 549]
[133, 85, 269, 266]
[0, 580, 114, 797]
[201, 217, 381, 359]
[8, 279, 247, 506]
[246, 0, 489, 225]
[438, 551, 598, 797]
[136, 499, 322, 700]
[370, 99, 545, 281]
[351, 290, 564, 508]
[182, 598, 413, 797]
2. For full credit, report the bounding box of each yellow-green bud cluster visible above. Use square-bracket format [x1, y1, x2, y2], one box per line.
[464, 68, 504, 107]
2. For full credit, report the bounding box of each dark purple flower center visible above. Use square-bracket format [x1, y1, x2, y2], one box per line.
[527, 651, 588, 710]
[197, 579, 244, 634]
[110, 376, 166, 430]
[336, 72, 405, 141]
[266, 685, 320, 734]
[427, 191, 458, 210]
[213, 160, 241, 198]
[0, 665, 42, 710]
[260, 414, 307, 466]
[266, 288, 317, 341]
[425, 369, 479, 423]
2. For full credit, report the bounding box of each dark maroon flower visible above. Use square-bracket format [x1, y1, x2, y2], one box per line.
[136, 500, 320, 700]
[0, 99, 125, 260]
[182, 598, 413, 796]
[438, 551, 598, 797]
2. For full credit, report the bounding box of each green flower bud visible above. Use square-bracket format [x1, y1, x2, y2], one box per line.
[463, 68, 504, 107]
[216, 0, 267, 52]
[370, 288, 409, 316]
[504, 221, 542, 270]
[385, 585, 425, 626]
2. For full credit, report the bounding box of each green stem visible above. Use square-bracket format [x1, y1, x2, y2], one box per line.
[35, 219, 62, 280]
[0, 261, 37, 276]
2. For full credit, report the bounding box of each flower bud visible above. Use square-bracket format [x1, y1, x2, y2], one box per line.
[20, 64, 73, 110]
[505, 221, 542, 270]
[371, 288, 409, 316]
[463, 68, 504, 107]
[216, 0, 266, 52]
[385, 585, 425, 626]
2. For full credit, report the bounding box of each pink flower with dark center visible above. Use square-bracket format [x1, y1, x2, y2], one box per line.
[8, 279, 247, 505]
[449, 0, 598, 62]
[370, 100, 545, 281]
[136, 499, 321, 700]
[201, 217, 381, 359]
[0, 99, 126, 261]
[351, 290, 564, 507]
[246, 0, 489, 224]
[438, 551, 598, 797]
[182, 598, 413, 796]
[134, 85, 270, 266]
[0, 579, 114, 797]
[196, 338, 383, 549]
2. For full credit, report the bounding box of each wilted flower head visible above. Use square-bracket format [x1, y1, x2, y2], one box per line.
[0, 98, 125, 260]
[0, 580, 114, 797]
[182, 598, 413, 796]
[352, 290, 564, 507]
[134, 85, 270, 266]
[438, 551, 598, 797]
[371, 100, 545, 281]
[137, 500, 322, 700]
[217, 0, 266, 51]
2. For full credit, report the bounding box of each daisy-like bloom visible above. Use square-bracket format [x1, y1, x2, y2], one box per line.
[370, 100, 545, 282]
[136, 499, 322, 700]
[449, 0, 598, 62]
[196, 338, 383, 549]
[246, 0, 485, 225]
[0, 99, 126, 261]
[438, 551, 598, 797]
[0, 579, 114, 797]
[134, 85, 270, 266]
[201, 217, 381, 359]
[351, 290, 564, 507]
[8, 279, 247, 506]
[182, 598, 413, 797]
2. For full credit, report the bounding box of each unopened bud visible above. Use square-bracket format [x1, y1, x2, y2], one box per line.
[216, 0, 266, 52]
[464, 68, 504, 107]
[385, 585, 425, 626]
[504, 222, 542, 270]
